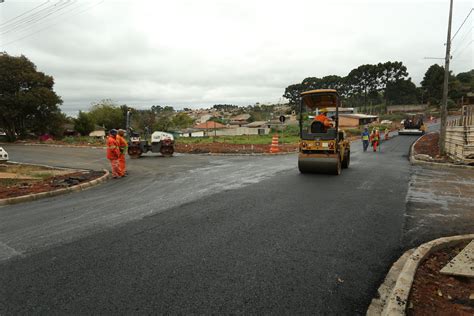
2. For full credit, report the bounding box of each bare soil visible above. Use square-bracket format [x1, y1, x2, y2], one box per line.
[407, 241, 474, 316]
[0, 163, 105, 199]
[175, 142, 298, 154]
[413, 132, 440, 158]
[412, 132, 456, 163]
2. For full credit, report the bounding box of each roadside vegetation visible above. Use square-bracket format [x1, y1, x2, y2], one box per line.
[1, 52, 472, 145]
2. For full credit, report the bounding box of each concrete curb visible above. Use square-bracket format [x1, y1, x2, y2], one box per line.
[367, 234, 474, 316]
[0, 168, 110, 206]
[409, 132, 474, 170]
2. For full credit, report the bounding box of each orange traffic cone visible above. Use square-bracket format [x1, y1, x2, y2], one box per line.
[270, 134, 279, 153]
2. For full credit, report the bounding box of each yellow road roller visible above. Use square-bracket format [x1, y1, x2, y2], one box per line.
[298, 89, 350, 175]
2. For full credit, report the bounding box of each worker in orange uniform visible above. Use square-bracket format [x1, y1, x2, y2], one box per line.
[106, 129, 121, 178]
[314, 110, 333, 132]
[370, 128, 380, 152]
[116, 129, 128, 177]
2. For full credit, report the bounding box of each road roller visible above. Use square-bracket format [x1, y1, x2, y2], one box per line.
[298, 89, 350, 175]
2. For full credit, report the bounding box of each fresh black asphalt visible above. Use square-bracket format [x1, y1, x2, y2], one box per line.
[0, 135, 418, 314]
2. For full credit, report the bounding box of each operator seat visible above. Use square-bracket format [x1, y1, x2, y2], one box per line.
[311, 121, 325, 133]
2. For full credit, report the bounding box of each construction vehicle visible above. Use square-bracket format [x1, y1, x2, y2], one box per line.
[126, 110, 175, 158]
[298, 89, 350, 175]
[399, 114, 425, 135]
[0, 147, 8, 161]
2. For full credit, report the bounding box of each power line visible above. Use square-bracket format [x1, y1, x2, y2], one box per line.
[1, 1, 83, 38]
[453, 40, 473, 59]
[451, 26, 472, 53]
[0, 1, 66, 31]
[0, 1, 49, 27]
[0, 1, 104, 47]
[451, 8, 473, 41]
[0, 1, 76, 35]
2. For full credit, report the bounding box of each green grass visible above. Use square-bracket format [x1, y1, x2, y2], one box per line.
[31, 172, 55, 180]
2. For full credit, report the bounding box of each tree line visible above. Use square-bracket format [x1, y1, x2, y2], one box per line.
[73, 102, 195, 137]
[283, 61, 473, 111]
[0, 53, 197, 141]
[1, 53, 472, 142]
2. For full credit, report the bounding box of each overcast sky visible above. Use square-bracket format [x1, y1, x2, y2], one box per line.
[1, 0, 473, 115]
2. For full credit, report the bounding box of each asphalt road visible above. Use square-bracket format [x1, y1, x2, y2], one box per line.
[0, 135, 418, 314]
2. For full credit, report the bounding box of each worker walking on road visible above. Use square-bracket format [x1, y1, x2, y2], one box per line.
[106, 129, 121, 178]
[116, 129, 128, 177]
[361, 127, 370, 152]
[370, 128, 380, 152]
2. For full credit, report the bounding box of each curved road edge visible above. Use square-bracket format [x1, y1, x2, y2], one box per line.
[367, 234, 474, 316]
[0, 168, 110, 206]
[409, 132, 474, 170]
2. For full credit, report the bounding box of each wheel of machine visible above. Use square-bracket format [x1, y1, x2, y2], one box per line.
[342, 150, 350, 169]
[334, 157, 342, 175]
[160, 146, 174, 157]
[128, 147, 142, 159]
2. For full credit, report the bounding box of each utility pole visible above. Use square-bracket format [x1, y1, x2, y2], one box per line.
[440, 0, 454, 155]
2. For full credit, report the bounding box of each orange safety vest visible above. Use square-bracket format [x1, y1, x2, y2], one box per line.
[116, 134, 128, 155]
[314, 114, 333, 127]
[106, 136, 120, 160]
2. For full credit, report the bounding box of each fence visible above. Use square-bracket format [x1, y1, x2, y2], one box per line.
[446, 105, 474, 162]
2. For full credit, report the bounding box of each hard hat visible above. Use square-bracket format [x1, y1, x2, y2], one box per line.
[110, 129, 118, 135]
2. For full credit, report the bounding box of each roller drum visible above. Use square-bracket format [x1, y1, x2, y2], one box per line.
[298, 157, 341, 175]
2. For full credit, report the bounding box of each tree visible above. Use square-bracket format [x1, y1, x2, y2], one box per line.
[88, 99, 125, 130]
[320, 75, 347, 96]
[421, 64, 445, 105]
[74, 111, 95, 136]
[376, 61, 409, 90]
[346, 64, 379, 107]
[172, 112, 195, 129]
[0, 53, 63, 141]
[153, 115, 173, 132]
[385, 78, 418, 105]
[283, 83, 305, 111]
[151, 105, 174, 115]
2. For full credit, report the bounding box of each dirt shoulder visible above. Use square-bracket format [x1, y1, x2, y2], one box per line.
[175, 142, 298, 154]
[0, 162, 105, 200]
[407, 240, 474, 315]
[7, 134, 366, 155]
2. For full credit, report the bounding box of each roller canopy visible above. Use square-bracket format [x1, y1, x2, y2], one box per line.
[301, 89, 339, 109]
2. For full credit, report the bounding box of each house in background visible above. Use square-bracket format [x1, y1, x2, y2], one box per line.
[229, 114, 251, 127]
[89, 125, 106, 139]
[62, 123, 78, 136]
[339, 114, 378, 127]
[178, 128, 205, 138]
[197, 114, 213, 124]
[319, 107, 355, 118]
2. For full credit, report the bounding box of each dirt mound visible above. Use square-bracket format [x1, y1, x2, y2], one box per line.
[413, 132, 440, 157]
